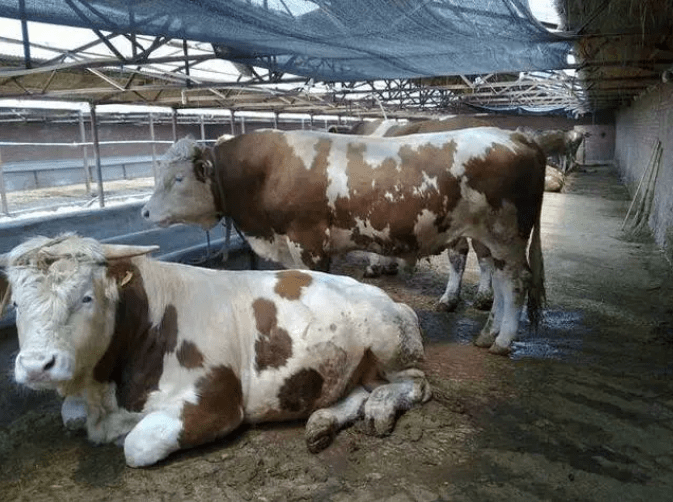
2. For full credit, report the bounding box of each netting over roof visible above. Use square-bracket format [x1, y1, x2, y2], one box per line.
[0, 0, 571, 81]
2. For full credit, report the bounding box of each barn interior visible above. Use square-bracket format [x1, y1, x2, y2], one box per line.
[1, 1, 673, 500]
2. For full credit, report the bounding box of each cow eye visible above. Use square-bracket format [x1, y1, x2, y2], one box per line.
[12, 301, 17, 309]
[175, 174, 184, 182]
[82, 295, 93, 304]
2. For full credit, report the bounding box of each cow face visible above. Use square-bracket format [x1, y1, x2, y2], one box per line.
[142, 137, 219, 230]
[4, 236, 157, 393]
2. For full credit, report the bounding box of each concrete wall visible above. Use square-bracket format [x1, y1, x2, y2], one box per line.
[615, 82, 673, 259]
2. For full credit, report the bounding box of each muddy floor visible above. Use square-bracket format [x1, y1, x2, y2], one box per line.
[1, 163, 673, 501]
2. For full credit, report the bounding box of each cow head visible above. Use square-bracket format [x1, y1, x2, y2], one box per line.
[1, 235, 157, 394]
[142, 137, 220, 230]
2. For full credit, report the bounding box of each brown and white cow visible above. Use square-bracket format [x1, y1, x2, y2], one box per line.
[142, 127, 546, 353]
[1, 234, 430, 467]
[340, 117, 495, 312]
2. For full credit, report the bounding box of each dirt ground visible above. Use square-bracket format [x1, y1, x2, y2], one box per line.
[1, 163, 673, 501]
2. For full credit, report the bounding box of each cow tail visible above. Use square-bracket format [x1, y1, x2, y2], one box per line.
[527, 203, 546, 331]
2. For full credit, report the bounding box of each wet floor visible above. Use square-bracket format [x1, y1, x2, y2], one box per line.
[1, 163, 673, 501]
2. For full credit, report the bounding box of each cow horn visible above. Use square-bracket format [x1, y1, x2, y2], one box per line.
[0, 253, 8, 268]
[100, 244, 160, 260]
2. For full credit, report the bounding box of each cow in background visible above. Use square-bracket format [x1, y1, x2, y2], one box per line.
[2, 234, 430, 467]
[142, 127, 545, 354]
[521, 128, 587, 173]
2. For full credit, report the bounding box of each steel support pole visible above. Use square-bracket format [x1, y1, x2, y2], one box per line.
[200, 114, 206, 144]
[229, 111, 236, 136]
[78, 111, 92, 194]
[19, 0, 31, 69]
[149, 113, 158, 181]
[0, 149, 9, 215]
[171, 109, 178, 142]
[89, 103, 105, 208]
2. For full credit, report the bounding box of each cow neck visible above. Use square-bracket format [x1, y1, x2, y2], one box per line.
[93, 259, 178, 412]
[204, 146, 227, 219]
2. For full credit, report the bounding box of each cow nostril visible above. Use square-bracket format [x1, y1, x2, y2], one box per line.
[43, 356, 56, 371]
[142, 209, 150, 219]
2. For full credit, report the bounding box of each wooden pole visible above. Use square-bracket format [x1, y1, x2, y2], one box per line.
[89, 103, 105, 208]
[0, 148, 9, 215]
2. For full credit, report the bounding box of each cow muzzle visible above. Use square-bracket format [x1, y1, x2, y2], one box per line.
[15, 350, 74, 388]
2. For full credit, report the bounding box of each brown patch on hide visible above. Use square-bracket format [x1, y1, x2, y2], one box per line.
[211, 133, 331, 248]
[180, 365, 243, 448]
[253, 298, 293, 372]
[277, 368, 324, 414]
[333, 139, 461, 257]
[177, 340, 205, 369]
[471, 239, 491, 259]
[274, 270, 313, 300]
[464, 137, 545, 238]
[94, 260, 179, 412]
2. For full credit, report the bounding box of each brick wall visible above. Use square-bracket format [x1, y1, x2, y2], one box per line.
[615, 82, 673, 260]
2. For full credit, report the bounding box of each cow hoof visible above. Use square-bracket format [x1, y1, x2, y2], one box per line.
[473, 293, 494, 311]
[437, 298, 460, 312]
[363, 415, 394, 437]
[381, 264, 399, 276]
[363, 266, 382, 278]
[474, 332, 496, 348]
[305, 411, 337, 454]
[488, 342, 511, 356]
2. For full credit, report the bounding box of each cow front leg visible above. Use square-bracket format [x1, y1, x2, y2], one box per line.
[363, 368, 431, 437]
[438, 237, 469, 311]
[61, 393, 88, 430]
[305, 386, 370, 453]
[124, 412, 183, 468]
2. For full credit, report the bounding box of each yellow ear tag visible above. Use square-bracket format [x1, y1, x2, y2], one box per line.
[120, 271, 133, 287]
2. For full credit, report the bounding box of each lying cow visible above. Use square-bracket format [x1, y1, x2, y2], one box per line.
[142, 127, 546, 354]
[2, 234, 430, 467]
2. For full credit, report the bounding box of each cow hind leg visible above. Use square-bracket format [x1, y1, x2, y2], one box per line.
[363, 368, 431, 437]
[438, 237, 469, 312]
[471, 240, 494, 311]
[489, 265, 530, 355]
[474, 271, 504, 348]
[305, 386, 370, 453]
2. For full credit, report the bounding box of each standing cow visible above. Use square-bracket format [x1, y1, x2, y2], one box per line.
[142, 127, 546, 354]
[340, 117, 495, 312]
[1, 234, 430, 467]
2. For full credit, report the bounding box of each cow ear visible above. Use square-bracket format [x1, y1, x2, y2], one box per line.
[194, 157, 214, 182]
[0, 253, 8, 268]
[101, 244, 159, 261]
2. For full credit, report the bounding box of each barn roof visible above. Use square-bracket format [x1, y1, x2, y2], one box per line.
[1, 1, 667, 117]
